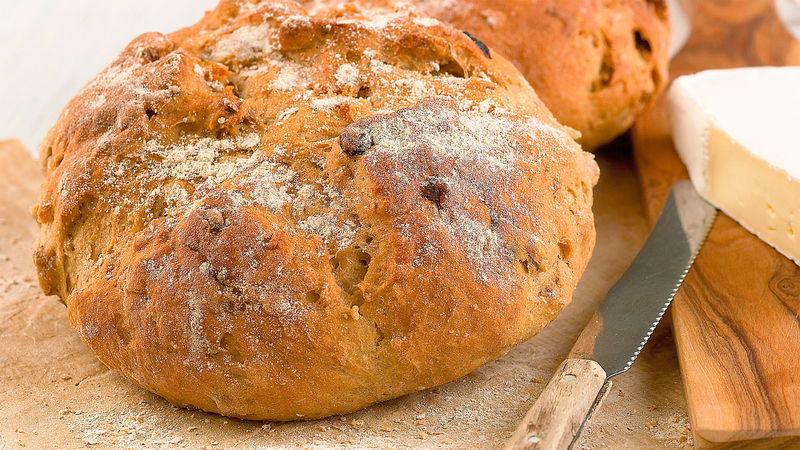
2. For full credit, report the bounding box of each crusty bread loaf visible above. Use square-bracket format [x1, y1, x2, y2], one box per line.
[33, 0, 598, 420]
[306, 0, 670, 150]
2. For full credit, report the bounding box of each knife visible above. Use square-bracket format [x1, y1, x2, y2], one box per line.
[506, 180, 717, 450]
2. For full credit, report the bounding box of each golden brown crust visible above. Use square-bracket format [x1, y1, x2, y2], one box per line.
[33, 0, 598, 420]
[306, 0, 670, 150]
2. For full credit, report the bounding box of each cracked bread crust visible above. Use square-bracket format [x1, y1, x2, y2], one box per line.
[33, 0, 598, 420]
[306, 0, 670, 150]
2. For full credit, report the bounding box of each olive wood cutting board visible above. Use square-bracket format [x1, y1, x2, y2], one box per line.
[632, 0, 800, 447]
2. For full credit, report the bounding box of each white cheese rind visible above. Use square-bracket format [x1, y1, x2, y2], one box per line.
[668, 67, 800, 265]
[669, 75, 712, 193]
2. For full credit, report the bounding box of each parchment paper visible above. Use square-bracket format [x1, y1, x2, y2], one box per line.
[0, 139, 692, 449]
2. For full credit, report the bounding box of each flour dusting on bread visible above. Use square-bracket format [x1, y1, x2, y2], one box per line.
[351, 98, 576, 285]
[33, 0, 598, 421]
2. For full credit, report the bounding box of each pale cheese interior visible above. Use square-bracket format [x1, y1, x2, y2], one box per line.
[707, 125, 800, 264]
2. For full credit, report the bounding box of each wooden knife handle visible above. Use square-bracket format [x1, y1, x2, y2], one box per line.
[506, 359, 608, 450]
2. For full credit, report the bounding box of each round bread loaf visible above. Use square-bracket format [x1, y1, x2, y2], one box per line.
[33, 0, 598, 420]
[306, 0, 670, 150]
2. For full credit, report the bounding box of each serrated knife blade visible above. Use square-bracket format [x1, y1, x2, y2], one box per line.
[575, 180, 717, 378]
[506, 180, 717, 450]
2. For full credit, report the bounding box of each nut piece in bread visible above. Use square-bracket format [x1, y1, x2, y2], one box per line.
[33, 0, 599, 420]
[306, 0, 670, 150]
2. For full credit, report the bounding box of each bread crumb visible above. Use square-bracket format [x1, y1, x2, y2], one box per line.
[334, 63, 361, 88]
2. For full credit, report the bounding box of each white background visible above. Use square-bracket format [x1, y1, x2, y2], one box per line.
[0, 0, 797, 156]
[0, 0, 217, 155]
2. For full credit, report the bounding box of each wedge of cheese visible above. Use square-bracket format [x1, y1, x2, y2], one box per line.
[669, 67, 800, 265]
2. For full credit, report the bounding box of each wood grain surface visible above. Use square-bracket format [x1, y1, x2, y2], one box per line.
[1, 139, 696, 448]
[507, 359, 607, 450]
[631, 0, 800, 446]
